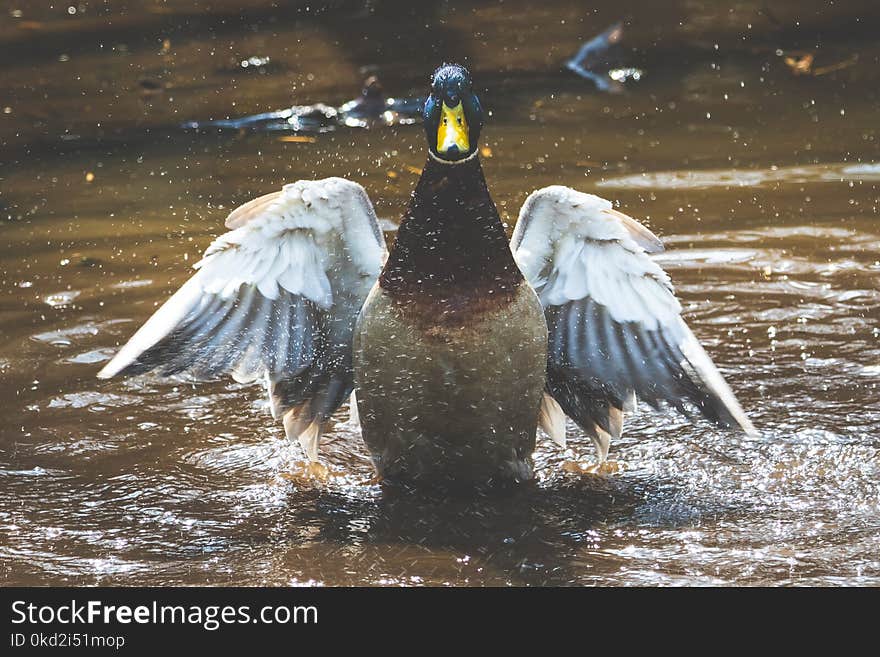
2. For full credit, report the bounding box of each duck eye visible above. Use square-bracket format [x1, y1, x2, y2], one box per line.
[457, 117, 462, 125]
[443, 118, 448, 125]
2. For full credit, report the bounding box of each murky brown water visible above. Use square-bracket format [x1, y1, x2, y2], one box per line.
[2, 0, 878, 586]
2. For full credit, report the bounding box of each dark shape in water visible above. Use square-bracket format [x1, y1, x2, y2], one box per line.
[566, 22, 642, 93]
[181, 75, 424, 133]
[138, 77, 166, 99]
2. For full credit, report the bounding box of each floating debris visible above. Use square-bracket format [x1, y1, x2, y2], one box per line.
[566, 22, 641, 93]
[784, 53, 814, 75]
[780, 51, 858, 77]
[183, 104, 338, 133]
[813, 55, 858, 76]
[182, 75, 424, 134]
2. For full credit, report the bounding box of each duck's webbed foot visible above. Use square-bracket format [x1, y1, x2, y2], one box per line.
[280, 460, 333, 485]
[562, 459, 621, 476]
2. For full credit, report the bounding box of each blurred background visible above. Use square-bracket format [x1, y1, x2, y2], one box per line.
[1, 0, 878, 586]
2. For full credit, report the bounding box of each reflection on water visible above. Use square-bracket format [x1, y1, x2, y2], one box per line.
[598, 163, 880, 189]
[1, 0, 879, 586]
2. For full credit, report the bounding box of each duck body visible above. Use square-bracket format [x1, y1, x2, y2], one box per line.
[354, 275, 547, 486]
[354, 155, 547, 485]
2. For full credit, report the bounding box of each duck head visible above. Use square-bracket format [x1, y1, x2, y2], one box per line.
[423, 64, 483, 163]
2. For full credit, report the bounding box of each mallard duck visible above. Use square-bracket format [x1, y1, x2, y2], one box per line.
[99, 64, 754, 487]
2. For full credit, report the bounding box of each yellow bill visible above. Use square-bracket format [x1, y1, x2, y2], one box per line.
[437, 101, 469, 155]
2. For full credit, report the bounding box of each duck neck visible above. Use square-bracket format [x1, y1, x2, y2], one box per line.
[379, 154, 523, 300]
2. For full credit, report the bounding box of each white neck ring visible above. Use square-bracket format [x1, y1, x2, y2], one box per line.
[428, 149, 479, 165]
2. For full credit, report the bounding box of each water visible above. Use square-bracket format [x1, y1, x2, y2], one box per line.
[1, 0, 878, 586]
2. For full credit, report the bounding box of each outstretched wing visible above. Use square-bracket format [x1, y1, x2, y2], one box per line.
[98, 177, 387, 459]
[511, 185, 755, 460]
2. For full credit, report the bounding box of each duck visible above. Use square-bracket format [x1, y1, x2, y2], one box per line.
[99, 63, 755, 487]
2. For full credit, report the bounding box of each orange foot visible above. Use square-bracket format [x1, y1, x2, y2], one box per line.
[562, 459, 621, 476]
[280, 460, 333, 485]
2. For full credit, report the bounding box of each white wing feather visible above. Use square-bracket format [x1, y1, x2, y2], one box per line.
[512, 185, 755, 458]
[98, 177, 387, 459]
